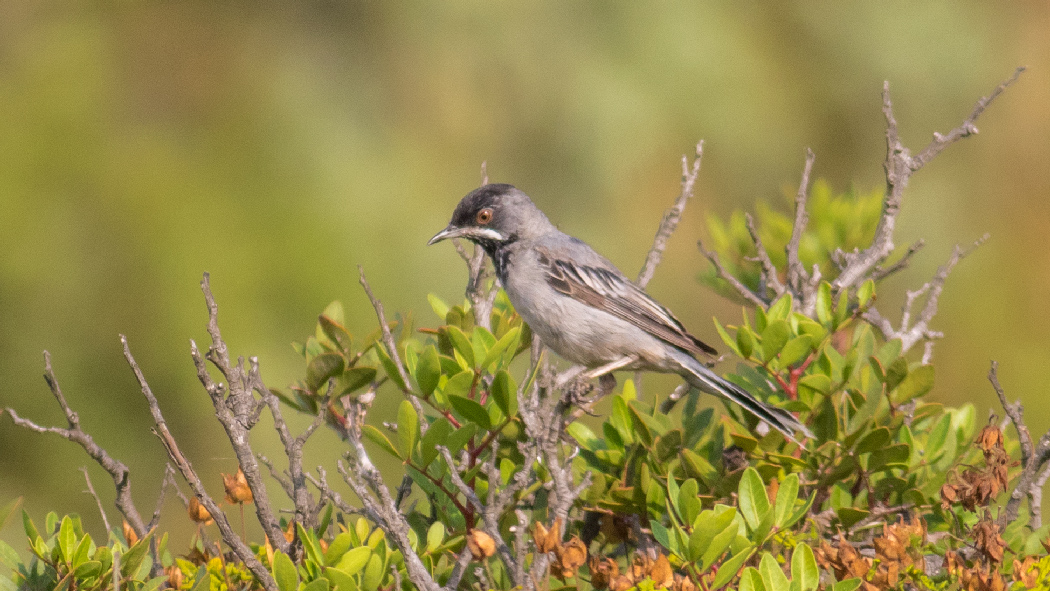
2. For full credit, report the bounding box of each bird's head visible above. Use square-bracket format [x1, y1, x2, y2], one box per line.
[428, 183, 553, 251]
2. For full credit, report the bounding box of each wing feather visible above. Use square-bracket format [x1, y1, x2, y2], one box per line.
[539, 249, 718, 357]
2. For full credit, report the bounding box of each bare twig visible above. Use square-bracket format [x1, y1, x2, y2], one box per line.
[785, 148, 816, 302]
[863, 235, 987, 354]
[147, 464, 178, 532]
[744, 213, 785, 302]
[637, 141, 704, 288]
[697, 239, 768, 308]
[833, 68, 1023, 291]
[81, 468, 112, 537]
[358, 266, 428, 434]
[122, 336, 279, 591]
[5, 352, 149, 542]
[990, 362, 1050, 529]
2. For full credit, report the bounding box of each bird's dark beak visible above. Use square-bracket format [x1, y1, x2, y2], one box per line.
[428, 225, 467, 245]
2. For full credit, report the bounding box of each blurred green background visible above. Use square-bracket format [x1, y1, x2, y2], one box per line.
[1, 1, 1048, 551]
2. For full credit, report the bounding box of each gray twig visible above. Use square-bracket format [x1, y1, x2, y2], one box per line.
[637, 141, 704, 288]
[990, 362, 1050, 529]
[81, 468, 112, 537]
[785, 148, 816, 305]
[833, 68, 1023, 291]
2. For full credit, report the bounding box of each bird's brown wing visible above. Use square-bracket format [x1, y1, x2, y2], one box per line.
[537, 248, 718, 357]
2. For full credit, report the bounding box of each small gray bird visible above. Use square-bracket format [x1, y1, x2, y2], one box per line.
[429, 183, 810, 440]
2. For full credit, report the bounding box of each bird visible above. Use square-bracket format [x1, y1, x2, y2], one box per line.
[428, 183, 811, 440]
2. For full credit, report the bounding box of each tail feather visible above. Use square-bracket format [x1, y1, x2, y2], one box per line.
[673, 351, 812, 441]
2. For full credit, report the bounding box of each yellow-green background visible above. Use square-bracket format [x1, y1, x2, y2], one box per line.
[1, 2, 1048, 551]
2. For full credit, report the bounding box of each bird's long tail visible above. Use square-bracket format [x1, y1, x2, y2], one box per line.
[671, 350, 813, 441]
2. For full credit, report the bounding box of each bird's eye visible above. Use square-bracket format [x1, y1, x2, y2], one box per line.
[476, 208, 493, 225]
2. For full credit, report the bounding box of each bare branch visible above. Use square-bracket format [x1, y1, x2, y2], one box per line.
[786, 148, 816, 299]
[148, 464, 178, 532]
[6, 352, 149, 543]
[834, 69, 1023, 290]
[637, 141, 704, 288]
[81, 468, 112, 537]
[698, 239, 768, 308]
[991, 361, 1050, 529]
[743, 213, 784, 302]
[871, 239, 926, 281]
[862, 236, 986, 354]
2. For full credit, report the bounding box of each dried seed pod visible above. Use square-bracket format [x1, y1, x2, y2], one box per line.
[187, 497, 213, 525]
[223, 467, 254, 504]
[467, 529, 496, 560]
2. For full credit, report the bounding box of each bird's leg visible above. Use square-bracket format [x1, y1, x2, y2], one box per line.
[561, 355, 638, 422]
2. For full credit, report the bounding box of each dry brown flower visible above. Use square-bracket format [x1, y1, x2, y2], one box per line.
[187, 497, 213, 525]
[972, 514, 1006, 564]
[609, 575, 635, 591]
[122, 520, 139, 546]
[532, 518, 562, 553]
[1012, 556, 1040, 588]
[588, 556, 619, 590]
[283, 520, 297, 543]
[165, 565, 184, 589]
[672, 573, 698, 591]
[650, 554, 674, 589]
[976, 423, 1004, 453]
[467, 529, 496, 561]
[552, 536, 587, 579]
[223, 467, 253, 504]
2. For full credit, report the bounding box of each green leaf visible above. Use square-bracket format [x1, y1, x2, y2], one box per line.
[426, 522, 445, 553]
[768, 293, 793, 320]
[375, 345, 407, 391]
[892, 365, 934, 404]
[58, 515, 75, 561]
[189, 565, 210, 591]
[791, 543, 819, 591]
[306, 352, 346, 391]
[737, 326, 756, 359]
[738, 468, 770, 531]
[759, 552, 790, 591]
[854, 427, 891, 454]
[778, 335, 813, 368]
[274, 551, 301, 591]
[884, 357, 909, 393]
[830, 580, 864, 591]
[836, 508, 869, 528]
[22, 510, 39, 542]
[302, 579, 330, 591]
[336, 367, 377, 396]
[335, 546, 372, 576]
[448, 395, 492, 430]
[362, 553, 384, 591]
[414, 346, 442, 397]
[427, 294, 450, 320]
[713, 317, 743, 357]
[362, 425, 401, 460]
[444, 326, 476, 368]
[773, 473, 800, 529]
[441, 370, 475, 401]
[650, 520, 674, 555]
[298, 523, 325, 567]
[324, 566, 357, 591]
[761, 320, 791, 363]
[120, 533, 153, 578]
[482, 327, 521, 371]
[739, 566, 767, 591]
[699, 514, 739, 569]
[816, 282, 833, 326]
[867, 444, 910, 471]
[420, 418, 454, 466]
[711, 548, 754, 589]
[318, 314, 352, 352]
[491, 370, 518, 419]
[325, 532, 354, 566]
[857, 279, 875, 308]
[397, 400, 419, 459]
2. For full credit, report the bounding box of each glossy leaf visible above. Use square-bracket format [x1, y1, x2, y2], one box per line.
[759, 552, 790, 591]
[448, 395, 492, 430]
[761, 320, 791, 363]
[738, 468, 770, 531]
[791, 543, 819, 591]
[397, 400, 419, 459]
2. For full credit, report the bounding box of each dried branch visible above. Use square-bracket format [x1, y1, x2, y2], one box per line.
[253, 358, 324, 528]
[833, 68, 1023, 291]
[5, 352, 149, 542]
[122, 336, 278, 591]
[990, 362, 1050, 529]
[697, 239, 768, 308]
[863, 235, 986, 354]
[357, 266, 428, 436]
[785, 148, 816, 301]
[743, 213, 785, 302]
[81, 468, 112, 537]
[637, 141, 704, 288]
[148, 464, 178, 532]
